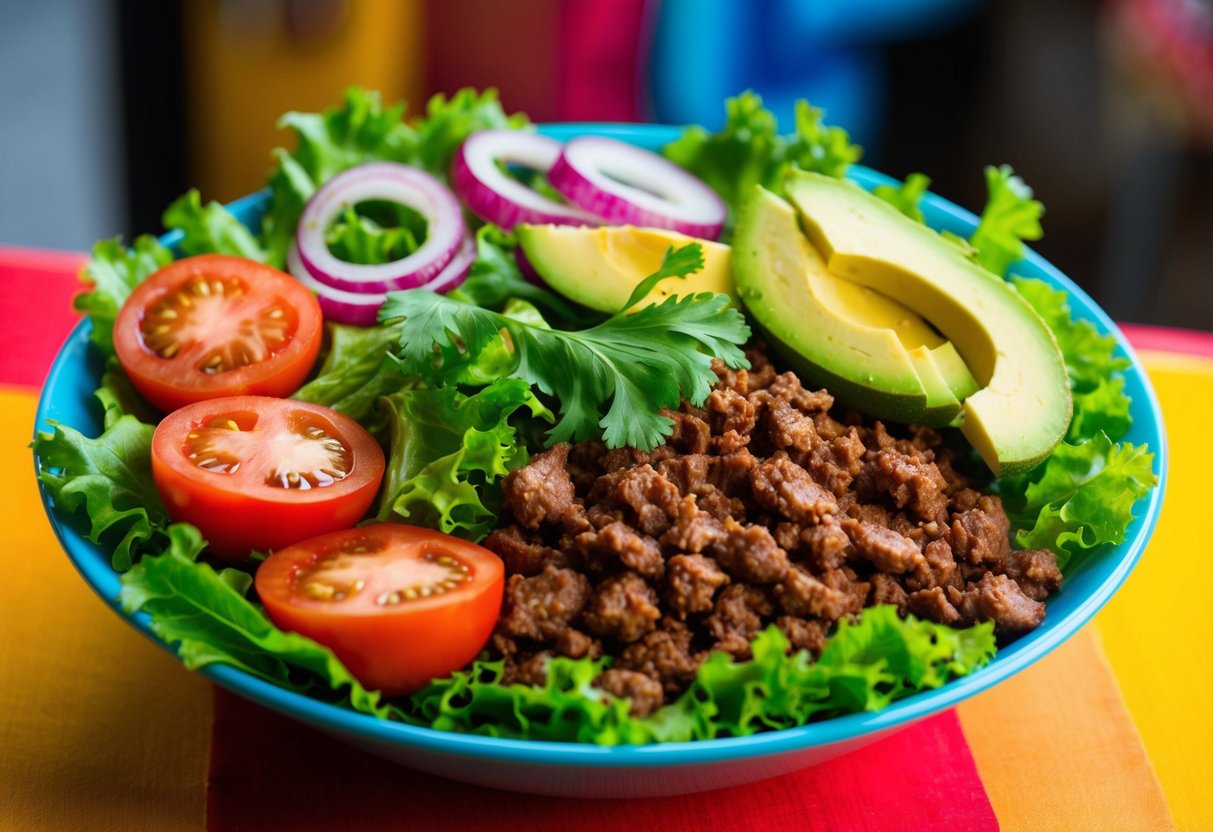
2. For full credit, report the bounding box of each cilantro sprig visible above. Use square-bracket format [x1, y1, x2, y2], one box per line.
[379, 243, 751, 451]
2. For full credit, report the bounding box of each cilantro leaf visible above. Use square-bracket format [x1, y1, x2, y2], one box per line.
[380, 243, 751, 450]
[33, 414, 170, 571]
[620, 242, 705, 310]
[874, 172, 931, 223]
[970, 165, 1043, 277]
[377, 378, 550, 540]
[162, 189, 267, 261]
[75, 235, 173, 356]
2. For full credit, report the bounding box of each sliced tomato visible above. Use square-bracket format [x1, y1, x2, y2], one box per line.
[255, 524, 505, 696]
[114, 254, 323, 412]
[151, 396, 385, 560]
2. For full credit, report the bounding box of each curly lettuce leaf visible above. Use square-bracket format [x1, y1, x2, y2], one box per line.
[95, 359, 159, 429]
[162, 188, 267, 261]
[409, 87, 529, 180]
[377, 378, 550, 540]
[382, 243, 751, 450]
[291, 321, 412, 435]
[662, 91, 861, 227]
[969, 165, 1043, 277]
[1001, 432, 1156, 570]
[325, 204, 423, 266]
[119, 524, 392, 717]
[407, 607, 995, 745]
[33, 414, 170, 571]
[75, 235, 174, 355]
[874, 172, 931, 223]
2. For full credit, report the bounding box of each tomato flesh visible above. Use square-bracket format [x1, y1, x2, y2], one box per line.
[152, 396, 385, 560]
[114, 255, 323, 412]
[255, 525, 505, 696]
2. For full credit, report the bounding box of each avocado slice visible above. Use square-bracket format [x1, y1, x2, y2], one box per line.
[516, 224, 734, 313]
[734, 186, 947, 423]
[784, 170, 1071, 475]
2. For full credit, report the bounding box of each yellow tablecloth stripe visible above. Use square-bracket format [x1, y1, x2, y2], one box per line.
[0, 388, 211, 832]
[1094, 351, 1213, 832]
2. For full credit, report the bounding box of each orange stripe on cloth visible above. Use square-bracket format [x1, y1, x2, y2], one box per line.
[1094, 350, 1213, 832]
[957, 627, 1174, 831]
[1, 389, 211, 832]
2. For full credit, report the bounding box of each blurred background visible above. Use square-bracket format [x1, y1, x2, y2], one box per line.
[0, 0, 1209, 328]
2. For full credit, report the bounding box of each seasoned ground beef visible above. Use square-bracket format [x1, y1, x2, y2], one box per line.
[486, 343, 1063, 705]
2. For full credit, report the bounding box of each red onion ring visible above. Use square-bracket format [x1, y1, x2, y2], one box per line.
[548, 137, 727, 240]
[452, 130, 600, 230]
[288, 234, 475, 327]
[295, 162, 465, 294]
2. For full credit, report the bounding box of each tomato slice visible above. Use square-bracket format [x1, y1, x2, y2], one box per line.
[152, 396, 385, 560]
[114, 254, 323, 412]
[255, 524, 505, 696]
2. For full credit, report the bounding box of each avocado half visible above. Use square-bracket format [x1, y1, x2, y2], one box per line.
[783, 171, 1071, 476]
[732, 186, 976, 428]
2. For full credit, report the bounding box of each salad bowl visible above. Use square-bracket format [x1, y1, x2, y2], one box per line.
[34, 123, 1167, 798]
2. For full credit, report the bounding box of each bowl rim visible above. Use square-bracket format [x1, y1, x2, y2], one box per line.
[33, 122, 1169, 768]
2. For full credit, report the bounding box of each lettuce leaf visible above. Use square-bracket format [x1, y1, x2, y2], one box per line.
[119, 524, 392, 717]
[162, 189, 267, 261]
[291, 321, 412, 436]
[377, 378, 551, 540]
[75, 235, 173, 356]
[95, 359, 160, 429]
[325, 205, 423, 266]
[662, 91, 861, 228]
[1001, 433, 1157, 569]
[874, 172, 931, 223]
[969, 165, 1043, 277]
[407, 607, 996, 744]
[408, 87, 529, 181]
[33, 414, 170, 571]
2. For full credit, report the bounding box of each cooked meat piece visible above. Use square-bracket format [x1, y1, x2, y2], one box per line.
[760, 399, 819, 456]
[871, 449, 950, 524]
[950, 487, 983, 513]
[951, 497, 1014, 568]
[714, 450, 759, 494]
[601, 447, 650, 474]
[555, 627, 600, 659]
[484, 525, 565, 577]
[711, 357, 751, 395]
[803, 521, 852, 571]
[824, 566, 871, 613]
[998, 548, 1063, 602]
[660, 495, 726, 553]
[506, 651, 554, 686]
[617, 621, 703, 694]
[949, 573, 1046, 635]
[489, 632, 518, 659]
[696, 489, 746, 522]
[776, 616, 829, 654]
[710, 517, 790, 583]
[595, 668, 665, 717]
[501, 444, 576, 529]
[497, 565, 592, 642]
[611, 464, 682, 535]
[847, 501, 892, 527]
[580, 572, 662, 643]
[842, 518, 925, 574]
[907, 587, 963, 624]
[711, 429, 751, 455]
[775, 564, 855, 620]
[568, 439, 606, 473]
[656, 454, 713, 496]
[749, 453, 839, 525]
[765, 372, 834, 413]
[906, 538, 960, 592]
[808, 430, 866, 495]
[707, 585, 775, 660]
[870, 573, 909, 614]
[773, 521, 803, 553]
[662, 408, 711, 454]
[574, 521, 665, 578]
[707, 387, 757, 437]
[585, 503, 625, 530]
[664, 554, 731, 615]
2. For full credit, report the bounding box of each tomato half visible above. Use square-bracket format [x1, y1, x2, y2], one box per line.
[114, 254, 323, 412]
[255, 524, 505, 696]
[151, 396, 385, 560]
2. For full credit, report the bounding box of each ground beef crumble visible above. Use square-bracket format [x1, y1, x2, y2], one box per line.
[483, 345, 1062, 716]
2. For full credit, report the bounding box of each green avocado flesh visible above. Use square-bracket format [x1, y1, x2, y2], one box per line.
[733, 187, 976, 427]
[784, 171, 1071, 475]
[516, 224, 734, 313]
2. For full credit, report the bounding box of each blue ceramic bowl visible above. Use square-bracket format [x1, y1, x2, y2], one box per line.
[34, 124, 1167, 798]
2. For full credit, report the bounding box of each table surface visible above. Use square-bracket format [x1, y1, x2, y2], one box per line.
[2, 244, 1209, 831]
